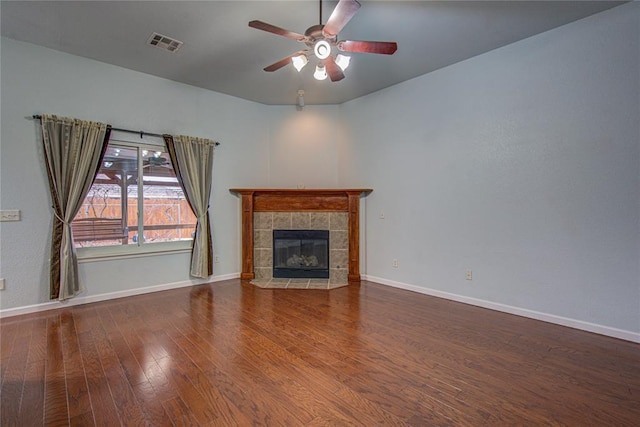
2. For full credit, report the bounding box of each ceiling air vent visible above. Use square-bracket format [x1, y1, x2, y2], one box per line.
[147, 32, 183, 53]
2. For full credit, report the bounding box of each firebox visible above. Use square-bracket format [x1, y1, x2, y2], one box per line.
[273, 230, 329, 279]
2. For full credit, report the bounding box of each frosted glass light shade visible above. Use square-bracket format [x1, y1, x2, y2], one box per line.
[314, 64, 327, 80]
[292, 54, 308, 72]
[314, 40, 331, 60]
[335, 54, 351, 71]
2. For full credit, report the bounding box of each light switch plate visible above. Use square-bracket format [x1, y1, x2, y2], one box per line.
[0, 210, 20, 221]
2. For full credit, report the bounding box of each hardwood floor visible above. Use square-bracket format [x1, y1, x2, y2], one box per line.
[1, 280, 639, 426]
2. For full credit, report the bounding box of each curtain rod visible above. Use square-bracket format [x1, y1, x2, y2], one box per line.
[31, 115, 220, 146]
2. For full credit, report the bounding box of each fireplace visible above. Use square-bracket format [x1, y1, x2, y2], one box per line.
[273, 230, 329, 279]
[229, 188, 372, 283]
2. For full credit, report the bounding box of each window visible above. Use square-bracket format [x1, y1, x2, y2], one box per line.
[72, 140, 196, 248]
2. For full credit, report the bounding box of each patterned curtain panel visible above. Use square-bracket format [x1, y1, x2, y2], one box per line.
[40, 115, 111, 300]
[163, 134, 216, 278]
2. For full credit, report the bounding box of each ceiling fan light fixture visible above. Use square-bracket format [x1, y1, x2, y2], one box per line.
[314, 64, 328, 80]
[249, 0, 398, 84]
[314, 40, 331, 60]
[292, 54, 308, 72]
[335, 54, 351, 71]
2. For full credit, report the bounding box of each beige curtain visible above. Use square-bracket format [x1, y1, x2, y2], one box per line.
[164, 134, 216, 278]
[41, 114, 111, 300]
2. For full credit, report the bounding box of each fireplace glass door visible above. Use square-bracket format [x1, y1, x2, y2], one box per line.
[273, 230, 329, 278]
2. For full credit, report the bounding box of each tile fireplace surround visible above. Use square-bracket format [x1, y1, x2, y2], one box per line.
[229, 189, 372, 284]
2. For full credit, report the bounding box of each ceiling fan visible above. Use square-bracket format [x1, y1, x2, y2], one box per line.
[248, 0, 398, 82]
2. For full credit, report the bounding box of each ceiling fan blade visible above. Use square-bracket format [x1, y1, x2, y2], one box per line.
[324, 57, 345, 82]
[263, 51, 307, 72]
[337, 40, 398, 55]
[323, 0, 361, 38]
[249, 20, 306, 41]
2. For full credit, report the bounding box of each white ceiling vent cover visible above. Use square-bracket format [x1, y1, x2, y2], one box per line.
[147, 32, 183, 53]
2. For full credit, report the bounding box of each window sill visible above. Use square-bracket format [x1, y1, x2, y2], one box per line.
[77, 240, 193, 263]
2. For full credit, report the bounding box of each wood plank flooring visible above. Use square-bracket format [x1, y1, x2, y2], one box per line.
[1, 279, 639, 426]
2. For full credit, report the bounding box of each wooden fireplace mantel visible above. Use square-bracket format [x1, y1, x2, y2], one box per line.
[230, 188, 372, 282]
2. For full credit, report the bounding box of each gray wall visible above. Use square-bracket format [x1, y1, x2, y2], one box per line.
[338, 3, 639, 334]
[267, 105, 341, 189]
[1, 3, 638, 339]
[0, 37, 342, 312]
[0, 37, 270, 310]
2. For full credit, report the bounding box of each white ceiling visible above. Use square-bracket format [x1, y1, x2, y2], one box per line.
[0, 1, 625, 105]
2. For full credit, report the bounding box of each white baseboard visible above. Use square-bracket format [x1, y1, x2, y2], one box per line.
[5, 273, 637, 344]
[363, 275, 640, 344]
[0, 273, 240, 318]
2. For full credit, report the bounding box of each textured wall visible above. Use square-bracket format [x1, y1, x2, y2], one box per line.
[0, 37, 269, 310]
[338, 3, 639, 333]
[266, 106, 341, 189]
[2, 3, 638, 339]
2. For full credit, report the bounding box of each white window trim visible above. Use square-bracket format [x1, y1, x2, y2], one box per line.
[77, 240, 193, 263]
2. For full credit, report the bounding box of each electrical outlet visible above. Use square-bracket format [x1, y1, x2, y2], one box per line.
[0, 278, 5, 290]
[379, 211, 385, 219]
[392, 259, 399, 268]
[214, 255, 220, 263]
[465, 269, 473, 280]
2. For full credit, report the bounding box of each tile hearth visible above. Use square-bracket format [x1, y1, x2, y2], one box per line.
[250, 278, 348, 290]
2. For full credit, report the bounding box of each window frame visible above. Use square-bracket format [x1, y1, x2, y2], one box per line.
[76, 135, 193, 262]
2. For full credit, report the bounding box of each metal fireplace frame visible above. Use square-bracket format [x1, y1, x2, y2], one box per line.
[272, 229, 329, 279]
